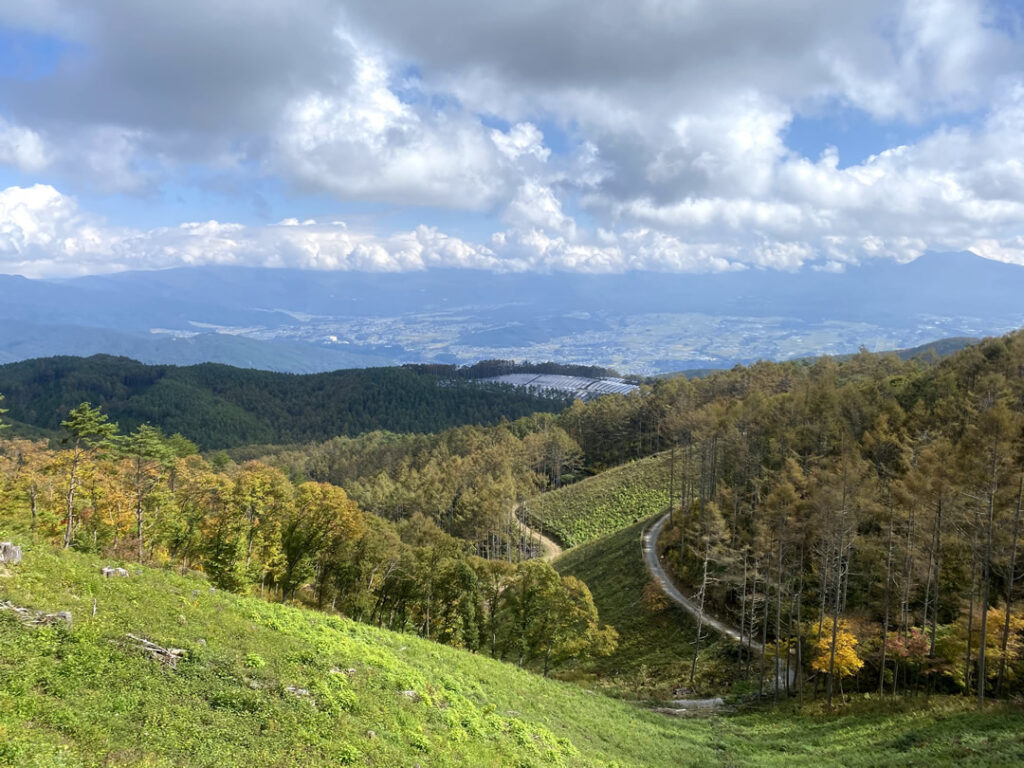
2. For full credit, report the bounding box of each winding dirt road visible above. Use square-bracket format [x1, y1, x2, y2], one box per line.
[517, 515, 563, 561]
[641, 511, 762, 653]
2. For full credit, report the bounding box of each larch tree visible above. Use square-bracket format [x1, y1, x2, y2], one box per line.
[121, 424, 175, 562]
[59, 403, 118, 549]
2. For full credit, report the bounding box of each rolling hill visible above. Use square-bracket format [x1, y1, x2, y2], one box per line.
[0, 355, 569, 449]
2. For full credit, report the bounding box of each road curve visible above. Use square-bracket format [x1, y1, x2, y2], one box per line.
[641, 511, 762, 654]
[514, 505, 563, 562]
[518, 517, 563, 561]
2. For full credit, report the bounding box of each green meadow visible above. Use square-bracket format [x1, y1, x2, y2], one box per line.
[3, 542, 1023, 767]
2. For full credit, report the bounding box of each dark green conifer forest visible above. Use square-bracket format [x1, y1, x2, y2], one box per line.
[0, 355, 570, 448]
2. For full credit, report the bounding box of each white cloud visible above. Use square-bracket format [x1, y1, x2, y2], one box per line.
[0, 184, 510, 277]
[600, 82, 1024, 270]
[0, 185, 124, 275]
[0, 183, 753, 276]
[0, 119, 49, 172]
[504, 181, 576, 237]
[0, 1, 1023, 275]
[274, 48, 550, 209]
[491, 123, 550, 163]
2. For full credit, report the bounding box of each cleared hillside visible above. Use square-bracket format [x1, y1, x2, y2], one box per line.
[3, 545, 1024, 767]
[523, 453, 672, 547]
[554, 518, 704, 696]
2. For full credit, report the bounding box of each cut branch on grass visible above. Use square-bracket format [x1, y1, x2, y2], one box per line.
[0, 599, 72, 628]
[125, 633, 187, 668]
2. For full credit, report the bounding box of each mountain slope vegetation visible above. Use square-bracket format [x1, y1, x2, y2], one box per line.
[554, 518, 709, 696]
[552, 332, 1024, 702]
[523, 453, 673, 547]
[3, 544, 1024, 768]
[0, 355, 569, 449]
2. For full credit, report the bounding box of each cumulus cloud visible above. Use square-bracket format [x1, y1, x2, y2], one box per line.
[0, 1, 1023, 275]
[0, 185, 122, 275]
[0, 183, 749, 277]
[0, 119, 49, 172]
[504, 181, 576, 237]
[0, 184, 512, 277]
[274, 48, 550, 209]
[561, 75, 1024, 271]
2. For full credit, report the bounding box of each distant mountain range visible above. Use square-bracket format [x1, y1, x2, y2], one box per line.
[1, 251, 1021, 374]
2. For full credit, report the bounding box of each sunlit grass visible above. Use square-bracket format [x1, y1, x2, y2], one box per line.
[1, 541, 1022, 767]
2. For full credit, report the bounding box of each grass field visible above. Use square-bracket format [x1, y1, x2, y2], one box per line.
[2, 541, 1024, 767]
[522, 453, 672, 547]
[554, 518, 698, 696]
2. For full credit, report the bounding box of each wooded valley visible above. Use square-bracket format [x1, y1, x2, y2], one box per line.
[5, 332, 1024, 704]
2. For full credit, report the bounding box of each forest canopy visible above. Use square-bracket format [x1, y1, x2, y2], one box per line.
[0, 355, 571, 449]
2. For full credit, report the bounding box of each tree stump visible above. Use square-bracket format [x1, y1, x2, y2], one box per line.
[0, 542, 22, 565]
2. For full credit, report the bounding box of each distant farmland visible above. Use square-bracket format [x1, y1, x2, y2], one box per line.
[480, 373, 638, 401]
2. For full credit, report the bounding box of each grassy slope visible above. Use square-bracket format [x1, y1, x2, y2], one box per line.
[1, 545, 1023, 767]
[554, 518, 700, 696]
[523, 454, 672, 547]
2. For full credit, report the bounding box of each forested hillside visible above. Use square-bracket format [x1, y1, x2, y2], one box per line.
[554, 333, 1024, 703]
[0, 412, 615, 675]
[0, 355, 570, 448]
[237, 331, 1024, 703]
[7, 332, 1024, 707]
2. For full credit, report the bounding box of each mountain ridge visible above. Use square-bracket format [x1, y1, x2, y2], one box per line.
[3, 251, 1022, 374]
[0, 355, 570, 449]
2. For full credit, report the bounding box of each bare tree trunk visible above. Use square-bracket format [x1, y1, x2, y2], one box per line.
[740, 550, 749, 673]
[136, 485, 145, 563]
[689, 543, 710, 685]
[775, 531, 784, 703]
[759, 546, 771, 697]
[29, 483, 38, 534]
[930, 497, 943, 659]
[826, 527, 845, 710]
[979, 472, 996, 705]
[880, 509, 894, 694]
[817, 533, 831, 641]
[63, 447, 81, 549]
[826, 454, 849, 711]
[965, 556, 977, 698]
[794, 553, 805, 695]
[996, 474, 1023, 697]
[669, 444, 676, 516]
[901, 504, 916, 640]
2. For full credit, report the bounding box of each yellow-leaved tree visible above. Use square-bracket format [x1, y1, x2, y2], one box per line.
[812, 617, 864, 681]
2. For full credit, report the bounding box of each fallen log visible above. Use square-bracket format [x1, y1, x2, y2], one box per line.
[0, 599, 71, 628]
[126, 633, 187, 668]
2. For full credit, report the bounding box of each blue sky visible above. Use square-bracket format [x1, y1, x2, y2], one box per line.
[0, 0, 1022, 277]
